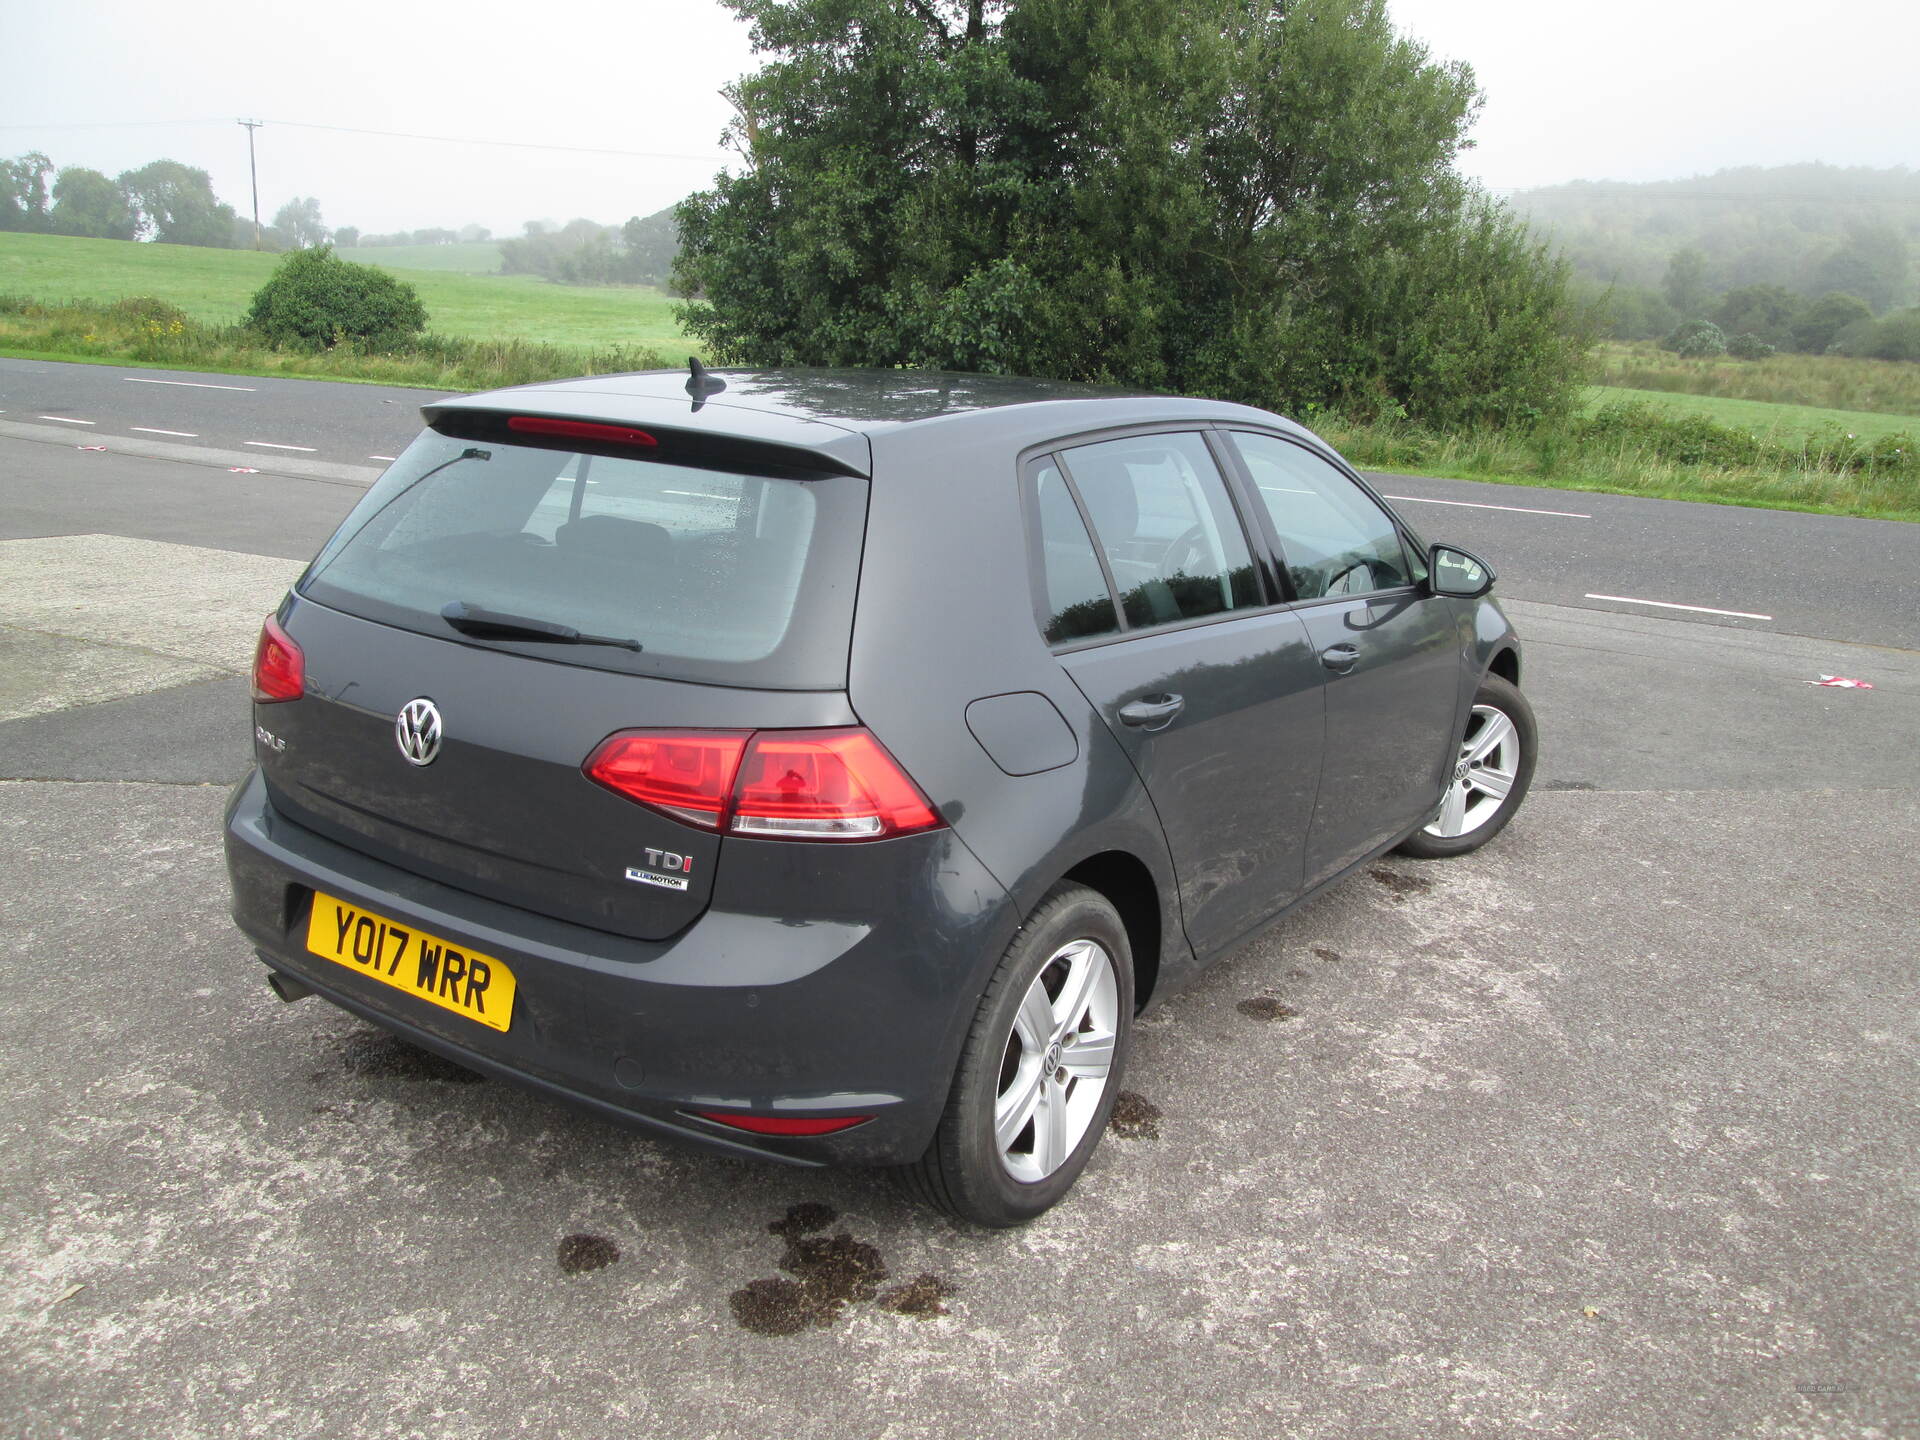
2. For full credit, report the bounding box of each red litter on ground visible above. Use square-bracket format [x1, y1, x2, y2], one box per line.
[228, 466, 259, 473]
[1807, 675, 1874, 689]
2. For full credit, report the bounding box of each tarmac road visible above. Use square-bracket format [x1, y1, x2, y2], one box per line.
[1, 372, 1916, 1439]
[5, 355, 1919, 648]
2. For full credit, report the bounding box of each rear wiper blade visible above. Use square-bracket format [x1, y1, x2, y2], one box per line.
[440, 601, 642, 652]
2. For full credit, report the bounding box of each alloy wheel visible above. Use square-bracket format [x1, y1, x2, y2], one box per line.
[1425, 703, 1519, 839]
[994, 938, 1119, 1183]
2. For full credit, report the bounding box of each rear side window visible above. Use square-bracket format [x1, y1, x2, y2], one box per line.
[1031, 461, 1122, 644]
[1058, 432, 1261, 629]
[1232, 432, 1412, 600]
[300, 429, 866, 688]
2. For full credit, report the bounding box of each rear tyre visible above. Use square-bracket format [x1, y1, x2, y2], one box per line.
[899, 884, 1133, 1227]
[1396, 673, 1536, 859]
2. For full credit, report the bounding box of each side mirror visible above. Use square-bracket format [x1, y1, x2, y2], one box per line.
[1428, 544, 1495, 599]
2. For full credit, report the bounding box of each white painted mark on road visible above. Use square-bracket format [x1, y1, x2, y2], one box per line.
[244, 441, 318, 453]
[1384, 494, 1591, 519]
[368, 454, 397, 462]
[124, 377, 257, 392]
[132, 426, 199, 438]
[38, 415, 96, 425]
[1584, 593, 1774, 621]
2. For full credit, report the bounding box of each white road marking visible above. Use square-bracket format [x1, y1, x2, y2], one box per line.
[368, 454, 397, 462]
[38, 415, 95, 425]
[663, 489, 733, 500]
[1384, 494, 1591, 519]
[1584, 593, 1774, 620]
[132, 426, 199, 438]
[244, 440, 318, 452]
[124, 376, 257, 392]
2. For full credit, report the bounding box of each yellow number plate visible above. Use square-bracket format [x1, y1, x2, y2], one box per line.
[305, 892, 516, 1033]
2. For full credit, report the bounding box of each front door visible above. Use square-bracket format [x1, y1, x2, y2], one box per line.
[1224, 431, 1464, 886]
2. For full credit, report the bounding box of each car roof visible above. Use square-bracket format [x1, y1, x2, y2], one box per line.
[428, 368, 1317, 477]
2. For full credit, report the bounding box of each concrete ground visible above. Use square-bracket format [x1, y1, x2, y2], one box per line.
[2, 457, 1916, 1437]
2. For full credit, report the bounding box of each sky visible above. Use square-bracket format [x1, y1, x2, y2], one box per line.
[4, 0, 1915, 237]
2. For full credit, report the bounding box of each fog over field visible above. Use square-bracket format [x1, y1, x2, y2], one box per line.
[3, 0, 1915, 236]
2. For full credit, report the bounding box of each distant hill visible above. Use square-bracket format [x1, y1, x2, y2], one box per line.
[1511, 164, 1919, 313]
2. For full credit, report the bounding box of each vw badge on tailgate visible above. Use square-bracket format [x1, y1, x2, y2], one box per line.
[396, 698, 443, 766]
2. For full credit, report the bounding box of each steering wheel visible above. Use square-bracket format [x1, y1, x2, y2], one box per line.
[1160, 524, 1213, 579]
[1320, 558, 1375, 595]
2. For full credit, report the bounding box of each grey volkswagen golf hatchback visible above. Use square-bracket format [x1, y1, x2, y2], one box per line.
[225, 367, 1534, 1226]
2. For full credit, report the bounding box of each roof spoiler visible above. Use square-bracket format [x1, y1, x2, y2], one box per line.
[420, 400, 870, 479]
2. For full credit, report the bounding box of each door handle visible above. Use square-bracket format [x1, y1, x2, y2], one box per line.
[1319, 643, 1360, 672]
[1118, 693, 1185, 731]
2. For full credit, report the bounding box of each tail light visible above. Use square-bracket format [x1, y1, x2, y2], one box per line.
[251, 615, 304, 703]
[585, 727, 942, 841]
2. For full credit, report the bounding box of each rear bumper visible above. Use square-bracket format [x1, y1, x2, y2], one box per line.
[224, 769, 1018, 1166]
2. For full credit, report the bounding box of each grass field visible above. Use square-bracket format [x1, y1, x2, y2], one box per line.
[1583, 385, 1920, 446]
[1595, 340, 1920, 418]
[0, 232, 686, 351]
[345, 242, 503, 275]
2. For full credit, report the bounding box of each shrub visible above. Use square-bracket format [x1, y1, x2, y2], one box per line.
[1834, 308, 1920, 363]
[1726, 332, 1776, 360]
[245, 245, 428, 349]
[1661, 319, 1727, 358]
[107, 295, 191, 327]
[1791, 292, 1872, 354]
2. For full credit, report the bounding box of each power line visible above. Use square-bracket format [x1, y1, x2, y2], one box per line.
[262, 119, 726, 164]
[0, 116, 728, 164]
[0, 119, 224, 130]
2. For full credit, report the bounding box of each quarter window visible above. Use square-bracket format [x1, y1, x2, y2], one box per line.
[1059, 433, 1260, 629]
[1233, 432, 1412, 600]
[1031, 462, 1122, 644]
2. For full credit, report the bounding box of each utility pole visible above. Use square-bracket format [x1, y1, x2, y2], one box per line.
[238, 119, 263, 249]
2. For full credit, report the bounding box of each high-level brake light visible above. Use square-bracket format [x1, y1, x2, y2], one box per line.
[507, 416, 658, 447]
[584, 728, 943, 841]
[251, 615, 304, 703]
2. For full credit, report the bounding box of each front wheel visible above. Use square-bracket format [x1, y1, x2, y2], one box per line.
[1396, 673, 1537, 859]
[899, 884, 1133, 1227]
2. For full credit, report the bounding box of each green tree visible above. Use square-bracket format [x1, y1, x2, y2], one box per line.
[246, 245, 428, 348]
[118, 160, 236, 246]
[1712, 284, 1799, 348]
[49, 166, 136, 240]
[1, 151, 55, 231]
[1583, 282, 1676, 341]
[675, 0, 1590, 428]
[272, 196, 329, 248]
[1790, 291, 1871, 353]
[1818, 221, 1909, 314]
[1662, 248, 1710, 316]
[1834, 307, 1920, 362]
[333, 225, 360, 248]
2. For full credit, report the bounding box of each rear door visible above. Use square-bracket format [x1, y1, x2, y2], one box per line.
[1030, 430, 1327, 958]
[1223, 431, 1463, 885]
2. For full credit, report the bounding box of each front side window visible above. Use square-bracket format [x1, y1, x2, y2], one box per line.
[1232, 432, 1412, 601]
[1058, 432, 1260, 629]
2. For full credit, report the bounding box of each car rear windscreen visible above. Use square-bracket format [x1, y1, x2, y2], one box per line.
[299, 429, 867, 689]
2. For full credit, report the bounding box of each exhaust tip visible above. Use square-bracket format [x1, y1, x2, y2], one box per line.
[266, 971, 313, 1004]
